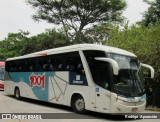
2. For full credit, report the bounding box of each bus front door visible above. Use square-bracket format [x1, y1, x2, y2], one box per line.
[93, 61, 111, 112]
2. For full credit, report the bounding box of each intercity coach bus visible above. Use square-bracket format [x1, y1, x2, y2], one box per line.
[4, 44, 154, 113]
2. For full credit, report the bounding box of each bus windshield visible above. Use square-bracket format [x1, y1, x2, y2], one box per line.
[108, 53, 145, 97]
[0, 66, 5, 80]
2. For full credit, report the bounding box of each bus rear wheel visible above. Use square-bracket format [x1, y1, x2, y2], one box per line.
[72, 95, 86, 113]
[14, 88, 21, 100]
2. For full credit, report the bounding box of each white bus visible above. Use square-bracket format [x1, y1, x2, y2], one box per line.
[4, 44, 154, 114]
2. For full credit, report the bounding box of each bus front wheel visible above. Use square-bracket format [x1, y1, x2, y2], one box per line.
[72, 95, 86, 113]
[14, 88, 21, 100]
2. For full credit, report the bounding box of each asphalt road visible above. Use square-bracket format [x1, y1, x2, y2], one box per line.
[0, 90, 159, 122]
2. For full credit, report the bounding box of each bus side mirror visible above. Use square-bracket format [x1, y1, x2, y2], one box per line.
[95, 57, 119, 75]
[140, 63, 154, 78]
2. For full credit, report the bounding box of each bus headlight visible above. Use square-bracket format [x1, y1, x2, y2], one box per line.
[116, 98, 125, 104]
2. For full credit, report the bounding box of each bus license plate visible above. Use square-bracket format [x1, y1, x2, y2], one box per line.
[132, 108, 138, 112]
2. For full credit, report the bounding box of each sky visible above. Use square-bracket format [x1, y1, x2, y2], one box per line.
[0, 0, 150, 40]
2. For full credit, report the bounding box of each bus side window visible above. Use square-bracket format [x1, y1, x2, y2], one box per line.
[65, 52, 85, 75]
[25, 61, 30, 71]
[58, 64, 63, 70]
[11, 62, 17, 72]
[48, 52, 85, 74]
[28, 59, 37, 72]
[41, 60, 48, 71]
[66, 64, 75, 71]
[49, 54, 64, 71]
[77, 63, 85, 75]
[48, 59, 55, 71]
[18, 60, 25, 72]
[9, 62, 13, 72]
[29, 65, 34, 71]
[42, 64, 48, 71]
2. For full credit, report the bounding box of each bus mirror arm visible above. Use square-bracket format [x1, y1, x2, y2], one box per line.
[95, 57, 119, 75]
[140, 63, 155, 78]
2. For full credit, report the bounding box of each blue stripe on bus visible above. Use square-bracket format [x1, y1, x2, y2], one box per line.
[8, 71, 88, 101]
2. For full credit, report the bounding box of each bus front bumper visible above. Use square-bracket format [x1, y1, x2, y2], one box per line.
[110, 100, 146, 113]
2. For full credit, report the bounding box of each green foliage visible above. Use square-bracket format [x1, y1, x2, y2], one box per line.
[142, 0, 160, 26]
[0, 29, 67, 59]
[0, 30, 29, 60]
[105, 24, 160, 81]
[26, 0, 126, 42]
[85, 22, 119, 42]
[21, 29, 67, 55]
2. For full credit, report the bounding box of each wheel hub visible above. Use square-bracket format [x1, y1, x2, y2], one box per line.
[75, 99, 85, 111]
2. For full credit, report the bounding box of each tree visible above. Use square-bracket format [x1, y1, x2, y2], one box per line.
[84, 22, 119, 42]
[0, 31, 29, 60]
[26, 0, 126, 43]
[21, 29, 67, 54]
[0, 29, 67, 59]
[142, 0, 160, 26]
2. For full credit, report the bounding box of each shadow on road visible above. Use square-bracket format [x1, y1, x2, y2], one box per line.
[2, 91, 139, 121]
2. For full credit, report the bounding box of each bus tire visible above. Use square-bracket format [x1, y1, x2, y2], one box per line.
[72, 95, 86, 113]
[14, 87, 21, 100]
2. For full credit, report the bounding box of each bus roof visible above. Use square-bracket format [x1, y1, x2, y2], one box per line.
[6, 44, 137, 61]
